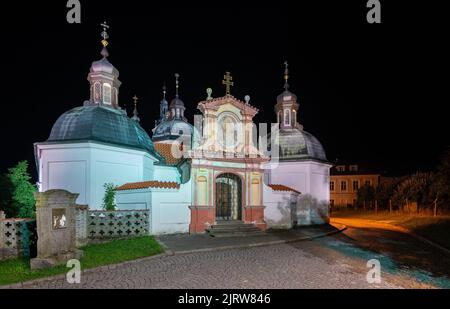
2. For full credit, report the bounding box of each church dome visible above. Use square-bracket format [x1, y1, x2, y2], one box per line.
[47, 105, 156, 155]
[277, 90, 297, 103]
[90, 57, 119, 77]
[270, 128, 327, 162]
[152, 119, 193, 142]
[170, 97, 185, 108]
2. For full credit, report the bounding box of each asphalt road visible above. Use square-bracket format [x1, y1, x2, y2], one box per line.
[9, 226, 450, 289]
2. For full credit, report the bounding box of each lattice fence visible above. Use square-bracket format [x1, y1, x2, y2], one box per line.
[87, 210, 150, 239]
[0, 219, 37, 261]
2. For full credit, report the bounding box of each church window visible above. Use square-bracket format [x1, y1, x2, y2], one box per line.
[341, 181, 347, 191]
[94, 82, 101, 102]
[176, 109, 180, 118]
[284, 109, 290, 126]
[113, 87, 118, 105]
[293, 110, 297, 124]
[103, 83, 112, 104]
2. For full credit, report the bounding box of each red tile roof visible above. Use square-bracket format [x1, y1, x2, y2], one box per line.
[116, 181, 180, 191]
[154, 143, 184, 165]
[268, 184, 301, 195]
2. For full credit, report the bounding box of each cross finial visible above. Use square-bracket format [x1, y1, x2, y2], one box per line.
[222, 72, 234, 95]
[175, 73, 180, 98]
[100, 21, 110, 58]
[132, 95, 140, 122]
[100, 21, 109, 47]
[284, 61, 289, 91]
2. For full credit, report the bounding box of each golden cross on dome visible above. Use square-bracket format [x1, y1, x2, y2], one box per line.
[100, 21, 110, 47]
[222, 72, 234, 95]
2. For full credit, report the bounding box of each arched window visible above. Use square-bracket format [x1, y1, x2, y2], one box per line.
[94, 82, 101, 103]
[103, 83, 112, 104]
[284, 109, 290, 126]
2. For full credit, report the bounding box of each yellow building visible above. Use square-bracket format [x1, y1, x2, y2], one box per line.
[330, 164, 380, 209]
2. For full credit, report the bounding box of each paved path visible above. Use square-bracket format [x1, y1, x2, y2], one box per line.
[157, 224, 341, 253]
[7, 226, 450, 289]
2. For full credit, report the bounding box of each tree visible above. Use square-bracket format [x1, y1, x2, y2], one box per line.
[357, 184, 375, 210]
[430, 148, 450, 214]
[102, 183, 117, 211]
[392, 172, 433, 212]
[5, 161, 37, 218]
[0, 174, 14, 217]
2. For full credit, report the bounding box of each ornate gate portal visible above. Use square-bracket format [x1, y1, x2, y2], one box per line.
[215, 173, 242, 221]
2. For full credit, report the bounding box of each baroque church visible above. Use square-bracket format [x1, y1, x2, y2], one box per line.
[34, 25, 331, 234]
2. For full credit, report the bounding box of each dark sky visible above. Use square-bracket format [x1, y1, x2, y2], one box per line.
[0, 1, 448, 178]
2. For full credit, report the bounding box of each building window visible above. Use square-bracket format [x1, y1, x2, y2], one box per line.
[94, 82, 101, 102]
[102, 83, 112, 104]
[349, 165, 358, 172]
[336, 165, 345, 172]
[284, 109, 290, 126]
[365, 180, 371, 186]
[330, 181, 335, 191]
[330, 200, 335, 207]
[341, 181, 347, 191]
[352, 180, 359, 191]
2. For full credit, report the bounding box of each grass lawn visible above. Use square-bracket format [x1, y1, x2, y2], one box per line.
[0, 236, 163, 286]
[332, 211, 450, 250]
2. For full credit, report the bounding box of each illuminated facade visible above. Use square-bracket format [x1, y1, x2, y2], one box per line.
[34, 25, 331, 234]
[330, 164, 380, 208]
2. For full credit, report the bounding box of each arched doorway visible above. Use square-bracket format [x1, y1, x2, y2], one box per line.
[215, 173, 242, 221]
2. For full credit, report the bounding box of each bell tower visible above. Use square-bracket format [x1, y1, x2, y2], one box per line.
[274, 61, 301, 130]
[87, 21, 122, 109]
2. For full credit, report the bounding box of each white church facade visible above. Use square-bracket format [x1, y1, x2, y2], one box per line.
[34, 25, 332, 235]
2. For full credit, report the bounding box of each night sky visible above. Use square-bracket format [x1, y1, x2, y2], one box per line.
[0, 1, 447, 178]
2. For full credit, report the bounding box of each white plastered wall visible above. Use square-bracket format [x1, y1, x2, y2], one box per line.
[35, 141, 156, 209]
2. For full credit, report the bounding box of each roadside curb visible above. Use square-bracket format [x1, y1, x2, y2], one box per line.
[160, 224, 347, 255]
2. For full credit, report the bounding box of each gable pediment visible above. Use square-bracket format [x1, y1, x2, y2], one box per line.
[197, 95, 259, 117]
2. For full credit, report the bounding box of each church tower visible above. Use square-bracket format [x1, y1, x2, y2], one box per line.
[274, 62, 301, 130]
[155, 85, 169, 127]
[35, 22, 160, 209]
[87, 22, 122, 109]
[152, 73, 193, 148]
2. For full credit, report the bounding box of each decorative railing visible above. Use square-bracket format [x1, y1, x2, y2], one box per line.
[0, 218, 37, 261]
[86, 210, 150, 239]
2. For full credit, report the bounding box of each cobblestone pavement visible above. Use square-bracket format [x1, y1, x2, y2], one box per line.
[10, 227, 450, 289]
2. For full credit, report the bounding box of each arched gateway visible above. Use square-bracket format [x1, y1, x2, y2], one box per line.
[215, 173, 242, 221]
